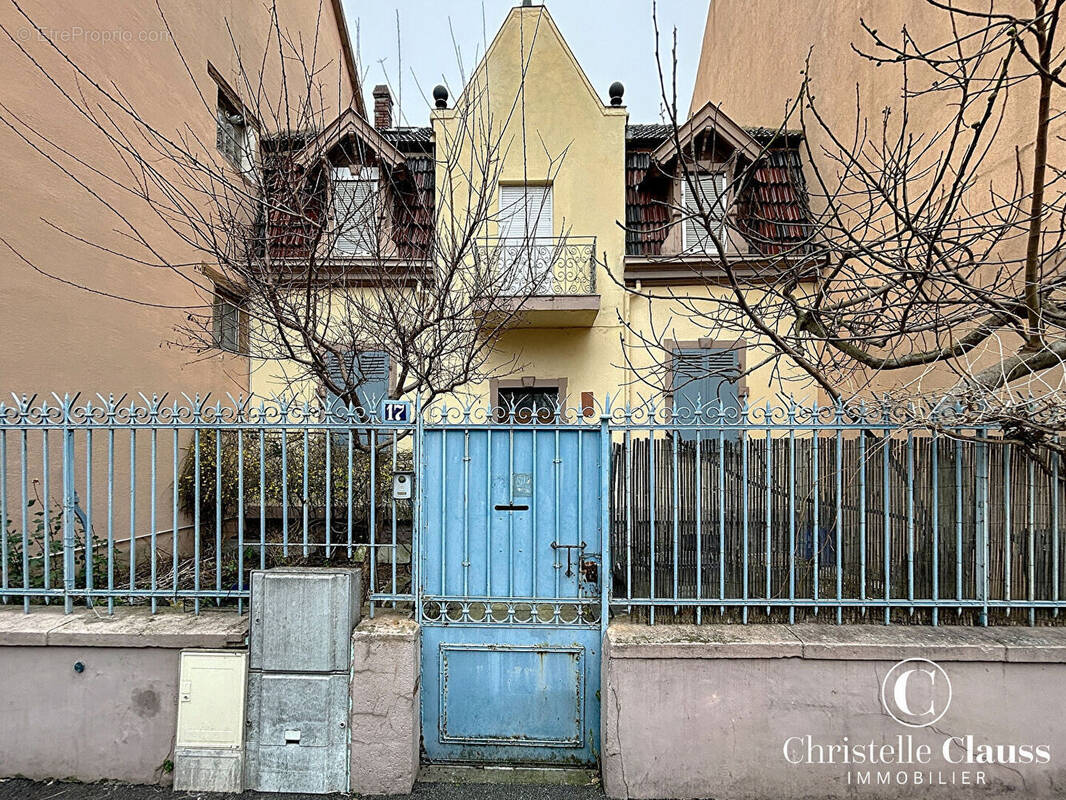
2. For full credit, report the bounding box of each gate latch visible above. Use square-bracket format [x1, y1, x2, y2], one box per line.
[551, 541, 586, 577]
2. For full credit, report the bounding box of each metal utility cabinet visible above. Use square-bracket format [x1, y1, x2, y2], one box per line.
[244, 568, 361, 794]
[173, 650, 248, 793]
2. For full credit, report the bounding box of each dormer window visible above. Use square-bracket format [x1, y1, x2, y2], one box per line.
[680, 171, 728, 253]
[332, 166, 380, 255]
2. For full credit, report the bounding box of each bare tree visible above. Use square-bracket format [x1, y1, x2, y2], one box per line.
[0, 0, 575, 419]
[627, 1, 1066, 444]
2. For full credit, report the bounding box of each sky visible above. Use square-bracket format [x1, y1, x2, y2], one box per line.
[340, 0, 710, 127]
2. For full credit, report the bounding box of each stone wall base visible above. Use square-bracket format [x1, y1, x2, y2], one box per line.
[602, 621, 1066, 800]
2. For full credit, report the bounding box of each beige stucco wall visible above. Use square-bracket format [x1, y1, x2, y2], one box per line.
[0, 0, 357, 399]
[690, 0, 1062, 398]
[0, 2, 358, 553]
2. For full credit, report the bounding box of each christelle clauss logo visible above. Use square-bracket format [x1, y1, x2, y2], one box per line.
[880, 658, 952, 728]
[781, 657, 1051, 787]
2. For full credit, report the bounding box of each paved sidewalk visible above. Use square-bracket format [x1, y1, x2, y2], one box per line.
[0, 779, 607, 800]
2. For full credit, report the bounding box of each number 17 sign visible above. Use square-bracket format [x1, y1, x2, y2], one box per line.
[381, 400, 411, 424]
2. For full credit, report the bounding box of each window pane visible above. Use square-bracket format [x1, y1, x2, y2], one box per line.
[497, 387, 560, 422]
[213, 298, 241, 352]
[216, 90, 246, 168]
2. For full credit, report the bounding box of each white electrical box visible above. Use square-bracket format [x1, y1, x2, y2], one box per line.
[176, 650, 247, 749]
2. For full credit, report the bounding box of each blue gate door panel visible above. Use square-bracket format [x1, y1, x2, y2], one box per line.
[421, 428, 602, 600]
[441, 644, 583, 745]
[420, 425, 603, 766]
[421, 625, 601, 764]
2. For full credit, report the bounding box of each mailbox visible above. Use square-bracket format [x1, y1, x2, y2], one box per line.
[393, 471, 414, 500]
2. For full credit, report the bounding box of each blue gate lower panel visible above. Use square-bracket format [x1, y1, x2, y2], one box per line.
[421, 625, 601, 765]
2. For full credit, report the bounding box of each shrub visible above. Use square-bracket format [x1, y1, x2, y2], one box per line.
[177, 428, 413, 526]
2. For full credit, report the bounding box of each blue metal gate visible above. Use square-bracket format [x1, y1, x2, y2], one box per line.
[418, 415, 607, 765]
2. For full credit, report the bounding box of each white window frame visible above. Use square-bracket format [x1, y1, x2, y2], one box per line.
[680, 171, 729, 253]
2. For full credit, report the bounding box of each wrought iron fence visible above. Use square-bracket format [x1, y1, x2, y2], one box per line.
[0, 394, 416, 615]
[3, 394, 1066, 626]
[609, 401, 1066, 626]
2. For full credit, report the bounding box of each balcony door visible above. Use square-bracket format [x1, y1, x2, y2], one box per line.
[498, 183, 553, 294]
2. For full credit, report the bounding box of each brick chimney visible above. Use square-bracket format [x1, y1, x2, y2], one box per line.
[372, 85, 393, 129]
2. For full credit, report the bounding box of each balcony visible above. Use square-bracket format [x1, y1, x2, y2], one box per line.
[481, 236, 601, 328]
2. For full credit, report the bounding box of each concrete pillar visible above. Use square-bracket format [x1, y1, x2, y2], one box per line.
[348, 612, 420, 794]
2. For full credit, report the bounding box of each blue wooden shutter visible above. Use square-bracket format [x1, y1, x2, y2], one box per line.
[353, 350, 390, 410]
[323, 350, 390, 417]
[672, 347, 740, 439]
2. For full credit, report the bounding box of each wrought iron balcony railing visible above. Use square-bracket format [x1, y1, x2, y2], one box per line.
[479, 236, 597, 296]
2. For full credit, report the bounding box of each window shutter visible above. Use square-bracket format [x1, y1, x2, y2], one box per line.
[333, 167, 378, 255]
[354, 350, 390, 410]
[499, 184, 553, 241]
[323, 351, 354, 419]
[672, 346, 740, 439]
[498, 184, 523, 240]
[497, 184, 555, 293]
[681, 172, 727, 252]
[529, 185, 552, 240]
[323, 350, 390, 418]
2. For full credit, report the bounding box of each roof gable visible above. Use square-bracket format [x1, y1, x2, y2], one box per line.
[652, 102, 762, 163]
[453, 5, 610, 116]
[295, 106, 405, 168]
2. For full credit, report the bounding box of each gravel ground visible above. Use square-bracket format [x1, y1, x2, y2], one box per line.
[0, 779, 608, 800]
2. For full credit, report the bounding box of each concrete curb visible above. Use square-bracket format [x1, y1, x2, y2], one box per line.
[0, 607, 248, 648]
[605, 620, 1066, 662]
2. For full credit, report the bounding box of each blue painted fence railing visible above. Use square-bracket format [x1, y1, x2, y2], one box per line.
[607, 400, 1063, 627]
[1, 393, 1064, 626]
[0, 393, 418, 616]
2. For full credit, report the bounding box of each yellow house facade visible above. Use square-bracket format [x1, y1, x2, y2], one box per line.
[429, 4, 628, 413]
[249, 2, 820, 416]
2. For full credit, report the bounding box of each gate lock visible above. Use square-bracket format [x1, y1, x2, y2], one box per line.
[551, 540, 586, 577]
[581, 558, 598, 585]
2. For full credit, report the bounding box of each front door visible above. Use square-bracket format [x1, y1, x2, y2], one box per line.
[419, 422, 603, 765]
